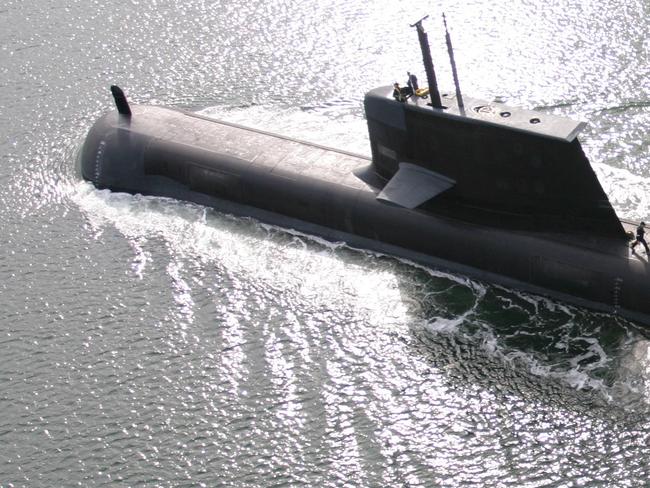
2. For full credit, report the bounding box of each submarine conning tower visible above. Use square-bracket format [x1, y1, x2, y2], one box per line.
[364, 17, 625, 240]
[364, 90, 626, 238]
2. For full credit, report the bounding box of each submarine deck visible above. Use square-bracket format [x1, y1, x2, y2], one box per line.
[134, 106, 373, 192]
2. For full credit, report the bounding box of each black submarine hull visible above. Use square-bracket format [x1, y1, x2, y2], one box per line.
[79, 105, 650, 327]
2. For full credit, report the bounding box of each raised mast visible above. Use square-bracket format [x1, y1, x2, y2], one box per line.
[410, 16, 443, 109]
[443, 13, 465, 115]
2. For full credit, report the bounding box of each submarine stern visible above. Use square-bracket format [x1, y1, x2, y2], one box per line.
[80, 110, 150, 192]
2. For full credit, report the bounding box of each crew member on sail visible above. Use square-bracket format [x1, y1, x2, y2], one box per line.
[631, 221, 649, 254]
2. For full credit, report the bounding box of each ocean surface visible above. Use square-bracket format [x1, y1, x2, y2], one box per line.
[2, 0, 650, 486]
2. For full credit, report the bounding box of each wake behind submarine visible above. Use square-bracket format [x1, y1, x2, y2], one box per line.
[80, 17, 650, 327]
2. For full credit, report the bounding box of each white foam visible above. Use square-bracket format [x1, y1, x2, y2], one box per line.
[425, 316, 466, 334]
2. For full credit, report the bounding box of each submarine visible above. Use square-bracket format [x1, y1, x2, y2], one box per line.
[79, 17, 650, 327]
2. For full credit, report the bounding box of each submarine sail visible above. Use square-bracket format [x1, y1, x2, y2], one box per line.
[365, 88, 625, 237]
[369, 15, 625, 239]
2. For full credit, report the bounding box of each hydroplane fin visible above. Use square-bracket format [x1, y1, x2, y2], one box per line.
[377, 162, 455, 209]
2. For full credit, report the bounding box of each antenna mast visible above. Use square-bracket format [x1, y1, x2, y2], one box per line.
[443, 13, 465, 115]
[410, 16, 443, 109]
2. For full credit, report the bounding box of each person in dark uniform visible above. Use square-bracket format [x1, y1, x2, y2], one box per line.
[393, 83, 406, 102]
[631, 221, 649, 254]
[407, 71, 419, 92]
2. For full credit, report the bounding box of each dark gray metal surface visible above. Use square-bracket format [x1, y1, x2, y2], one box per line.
[365, 87, 625, 238]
